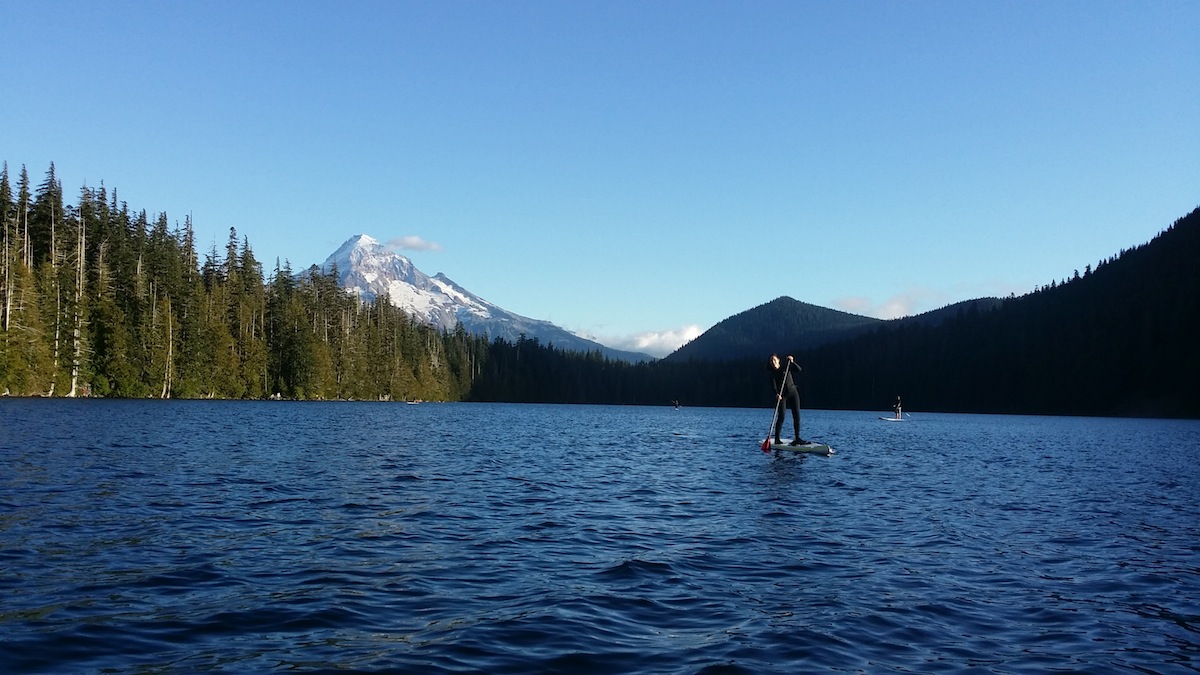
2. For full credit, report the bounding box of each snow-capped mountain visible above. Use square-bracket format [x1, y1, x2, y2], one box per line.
[321, 235, 652, 362]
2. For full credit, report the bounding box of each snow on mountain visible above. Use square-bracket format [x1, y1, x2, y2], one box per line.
[321, 235, 652, 362]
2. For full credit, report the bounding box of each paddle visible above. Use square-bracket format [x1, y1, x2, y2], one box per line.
[761, 361, 790, 452]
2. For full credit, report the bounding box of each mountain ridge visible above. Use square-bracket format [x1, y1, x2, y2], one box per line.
[664, 296, 882, 362]
[321, 234, 653, 362]
[465, 205, 1200, 417]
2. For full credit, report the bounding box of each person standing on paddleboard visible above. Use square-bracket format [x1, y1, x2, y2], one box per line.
[769, 354, 807, 446]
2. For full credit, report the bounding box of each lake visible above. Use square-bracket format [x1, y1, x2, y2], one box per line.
[1, 400, 1198, 673]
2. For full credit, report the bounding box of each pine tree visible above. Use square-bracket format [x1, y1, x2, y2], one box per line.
[0, 166, 53, 394]
[230, 237, 268, 398]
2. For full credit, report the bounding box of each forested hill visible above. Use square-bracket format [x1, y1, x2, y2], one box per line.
[897, 297, 1004, 329]
[465, 206, 1200, 418]
[665, 296, 879, 362]
[794, 206, 1200, 417]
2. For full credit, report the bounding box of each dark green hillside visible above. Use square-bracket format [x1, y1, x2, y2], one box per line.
[665, 296, 880, 363]
[898, 297, 1004, 329]
[468, 206, 1200, 418]
[800, 206, 1200, 417]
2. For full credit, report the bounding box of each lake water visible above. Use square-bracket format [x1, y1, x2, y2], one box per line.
[1, 400, 1198, 673]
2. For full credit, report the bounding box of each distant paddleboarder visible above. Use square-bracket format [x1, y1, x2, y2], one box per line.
[769, 354, 808, 446]
[893, 395, 902, 420]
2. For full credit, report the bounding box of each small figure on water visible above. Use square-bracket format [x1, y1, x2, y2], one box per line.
[769, 353, 807, 446]
[893, 395, 902, 420]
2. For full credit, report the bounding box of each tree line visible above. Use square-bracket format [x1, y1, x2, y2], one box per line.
[0, 162, 499, 401]
[799, 207, 1200, 418]
[0, 162, 761, 407]
[465, 206, 1200, 418]
[4, 162, 1195, 418]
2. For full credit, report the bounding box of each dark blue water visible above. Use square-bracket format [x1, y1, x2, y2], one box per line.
[2, 400, 1198, 673]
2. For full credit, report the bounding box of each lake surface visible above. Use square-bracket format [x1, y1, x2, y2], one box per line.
[1, 400, 1198, 673]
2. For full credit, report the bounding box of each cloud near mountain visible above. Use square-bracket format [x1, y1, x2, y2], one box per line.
[585, 325, 704, 359]
[385, 235, 443, 252]
[835, 290, 941, 320]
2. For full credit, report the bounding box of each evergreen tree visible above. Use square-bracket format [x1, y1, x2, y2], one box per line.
[0, 167, 52, 393]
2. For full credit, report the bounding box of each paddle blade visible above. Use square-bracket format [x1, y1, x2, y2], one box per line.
[760, 438, 771, 453]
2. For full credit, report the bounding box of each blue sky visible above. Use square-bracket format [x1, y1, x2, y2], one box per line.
[4, 1, 1197, 357]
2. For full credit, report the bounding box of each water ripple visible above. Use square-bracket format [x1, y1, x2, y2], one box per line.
[1, 401, 1199, 672]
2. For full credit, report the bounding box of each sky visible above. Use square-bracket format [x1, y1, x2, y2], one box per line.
[3, 1, 1197, 358]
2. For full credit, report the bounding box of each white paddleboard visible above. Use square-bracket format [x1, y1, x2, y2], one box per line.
[879, 417, 905, 422]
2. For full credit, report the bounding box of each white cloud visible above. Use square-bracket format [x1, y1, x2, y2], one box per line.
[386, 236, 443, 252]
[835, 289, 944, 319]
[833, 296, 874, 315]
[580, 324, 705, 359]
[835, 280, 1030, 320]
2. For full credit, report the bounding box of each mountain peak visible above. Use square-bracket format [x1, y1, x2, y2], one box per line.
[664, 296, 880, 362]
[327, 234, 382, 263]
[319, 235, 653, 362]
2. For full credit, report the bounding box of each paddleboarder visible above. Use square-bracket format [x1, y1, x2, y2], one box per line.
[893, 395, 902, 420]
[769, 354, 807, 446]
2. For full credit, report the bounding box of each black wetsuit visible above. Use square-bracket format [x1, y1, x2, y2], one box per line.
[770, 362, 802, 442]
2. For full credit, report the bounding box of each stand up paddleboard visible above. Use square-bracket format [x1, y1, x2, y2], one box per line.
[769, 440, 835, 456]
[879, 417, 905, 422]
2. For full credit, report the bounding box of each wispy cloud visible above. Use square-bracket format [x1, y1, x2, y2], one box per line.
[835, 289, 946, 319]
[835, 281, 1029, 319]
[385, 236, 443, 252]
[586, 324, 705, 359]
[833, 296, 876, 316]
